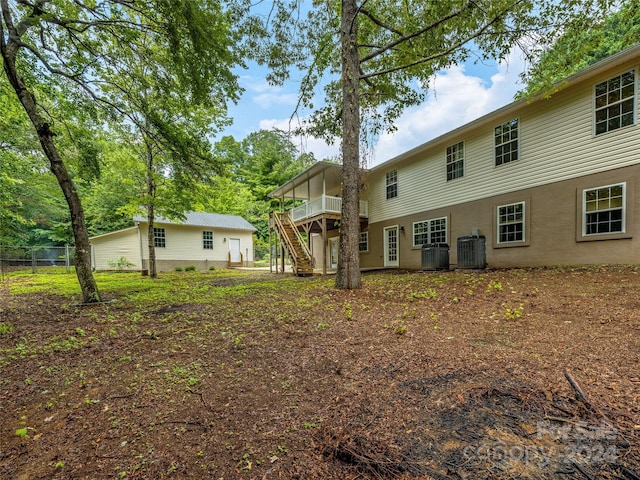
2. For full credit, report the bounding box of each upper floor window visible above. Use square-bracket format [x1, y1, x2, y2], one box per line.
[497, 202, 524, 243]
[495, 119, 518, 166]
[413, 217, 447, 246]
[595, 70, 635, 135]
[386, 169, 398, 199]
[203, 231, 214, 249]
[583, 183, 625, 235]
[446, 141, 464, 181]
[153, 227, 166, 248]
[358, 231, 369, 252]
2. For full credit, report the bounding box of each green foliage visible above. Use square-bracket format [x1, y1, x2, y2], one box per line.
[0, 322, 14, 335]
[519, 1, 640, 98]
[106, 257, 135, 271]
[185, 265, 197, 272]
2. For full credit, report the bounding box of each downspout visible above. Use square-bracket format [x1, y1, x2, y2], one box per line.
[136, 222, 144, 273]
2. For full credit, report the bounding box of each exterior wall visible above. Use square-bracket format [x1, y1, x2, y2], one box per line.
[139, 224, 254, 271]
[366, 58, 640, 225]
[91, 227, 141, 270]
[358, 55, 640, 270]
[93, 224, 254, 272]
[361, 165, 640, 269]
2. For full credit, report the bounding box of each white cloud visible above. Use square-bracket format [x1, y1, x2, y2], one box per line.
[369, 50, 527, 166]
[253, 92, 300, 109]
[250, 49, 528, 167]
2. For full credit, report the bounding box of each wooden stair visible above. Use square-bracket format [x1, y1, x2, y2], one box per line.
[271, 212, 313, 276]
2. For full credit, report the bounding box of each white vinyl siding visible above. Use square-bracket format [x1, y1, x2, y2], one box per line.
[368, 61, 640, 225]
[91, 227, 141, 270]
[141, 225, 253, 263]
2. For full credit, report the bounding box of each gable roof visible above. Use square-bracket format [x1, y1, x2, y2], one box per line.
[133, 212, 256, 231]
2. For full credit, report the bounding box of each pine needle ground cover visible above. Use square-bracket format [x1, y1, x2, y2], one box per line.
[1, 267, 639, 479]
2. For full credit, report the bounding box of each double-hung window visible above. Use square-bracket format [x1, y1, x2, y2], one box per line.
[446, 141, 464, 181]
[203, 231, 214, 249]
[583, 183, 625, 235]
[497, 202, 525, 243]
[153, 227, 166, 248]
[595, 70, 635, 135]
[495, 119, 518, 166]
[386, 169, 398, 199]
[413, 217, 447, 246]
[358, 232, 369, 252]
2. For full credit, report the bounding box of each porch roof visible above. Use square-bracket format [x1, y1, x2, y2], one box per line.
[268, 161, 343, 200]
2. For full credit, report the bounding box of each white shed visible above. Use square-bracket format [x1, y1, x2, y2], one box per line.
[90, 212, 256, 272]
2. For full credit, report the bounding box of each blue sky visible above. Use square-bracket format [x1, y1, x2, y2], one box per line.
[221, 48, 529, 168]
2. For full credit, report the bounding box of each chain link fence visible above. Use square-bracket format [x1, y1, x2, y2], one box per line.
[0, 245, 75, 279]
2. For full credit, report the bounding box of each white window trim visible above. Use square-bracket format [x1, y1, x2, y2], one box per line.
[593, 69, 637, 136]
[494, 118, 519, 167]
[582, 182, 626, 236]
[446, 141, 465, 181]
[386, 169, 398, 199]
[203, 230, 214, 250]
[359, 231, 369, 252]
[496, 202, 525, 244]
[412, 217, 448, 247]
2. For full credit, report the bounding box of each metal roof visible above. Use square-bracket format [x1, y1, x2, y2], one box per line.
[133, 212, 256, 231]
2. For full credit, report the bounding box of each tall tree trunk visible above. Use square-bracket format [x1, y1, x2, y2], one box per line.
[1, 40, 101, 303]
[336, 0, 362, 289]
[144, 138, 158, 278]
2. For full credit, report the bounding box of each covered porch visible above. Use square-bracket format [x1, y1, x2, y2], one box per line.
[268, 161, 368, 275]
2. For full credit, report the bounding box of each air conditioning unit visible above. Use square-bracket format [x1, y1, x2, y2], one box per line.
[457, 235, 486, 269]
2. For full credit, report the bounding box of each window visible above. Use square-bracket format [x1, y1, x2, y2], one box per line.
[153, 227, 166, 248]
[497, 202, 525, 243]
[595, 70, 635, 135]
[495, 119, 518, 166]
[413, 217, 447, 246]
[446, 141, 464, 181]
[386, 169, 398, 199]
[203, 231, 214, 249]
[359, 232, 369, 252]
[583, 183, 625, 235]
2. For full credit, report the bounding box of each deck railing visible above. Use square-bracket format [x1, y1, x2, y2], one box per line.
[290, 195, 368, 222]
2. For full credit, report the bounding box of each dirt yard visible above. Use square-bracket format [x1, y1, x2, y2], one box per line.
[0, 266, 639, 479]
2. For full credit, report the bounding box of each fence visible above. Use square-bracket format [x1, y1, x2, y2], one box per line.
[0, 245, 75, 278]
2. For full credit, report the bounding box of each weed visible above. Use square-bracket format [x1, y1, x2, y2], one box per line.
[394, 323, 407, 335]
[185, 265, 197, 272]
[281, 380, 292, 389]
[0, 322, 13, 335]
[504, 303, 525, 320]
[75, 327, 86, 337]
[232, 334, 246, 351]
[106, 256, 135, 271]
[175, 266, 183, 272]
[486, 280, 503, 292]
[316, 322, 330, 330]
[407, 288, 437, 300]
[15, 428, 28, 438]
[342, 302, 352, 320]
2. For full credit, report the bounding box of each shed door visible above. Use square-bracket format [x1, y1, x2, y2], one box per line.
[229, 238, 241, 263]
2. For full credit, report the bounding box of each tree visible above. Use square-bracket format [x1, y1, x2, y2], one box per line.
[259, 0, 614, 289]
[1, 0, 249, 300]
[519, 1, 640, 98]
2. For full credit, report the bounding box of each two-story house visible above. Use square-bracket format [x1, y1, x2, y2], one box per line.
[270, 44, 640, 274]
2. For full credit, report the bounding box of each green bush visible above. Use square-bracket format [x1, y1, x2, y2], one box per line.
[208, 266, 216, 271]
[185, 265, 196, 272]
[175, 266, 183, 272]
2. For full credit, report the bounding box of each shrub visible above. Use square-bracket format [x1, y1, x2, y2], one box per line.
[208, 266, 216, 271]
[185, 265, 197, 272]
[175, 266, 183, 272]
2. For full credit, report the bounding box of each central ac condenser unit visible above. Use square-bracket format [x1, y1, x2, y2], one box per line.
[457, 235, 486, 269]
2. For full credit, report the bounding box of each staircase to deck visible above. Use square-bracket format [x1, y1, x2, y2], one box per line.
[271, 212, 313, 276]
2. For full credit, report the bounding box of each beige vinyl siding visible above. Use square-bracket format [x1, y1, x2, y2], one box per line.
[139, 224, 253, 263]
[369, 61, 640, 224]
[91, 227, 141, 270]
